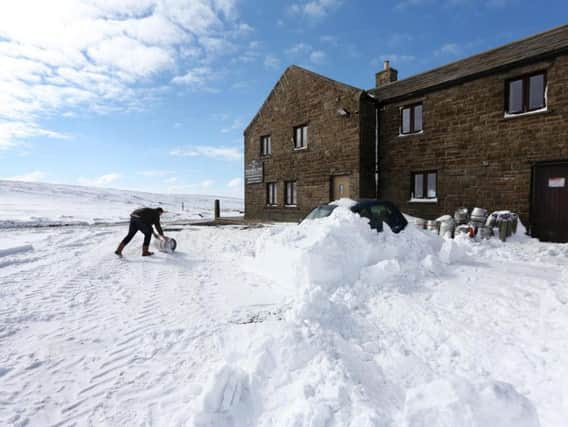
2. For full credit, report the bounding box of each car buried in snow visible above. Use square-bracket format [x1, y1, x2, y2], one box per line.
[303, 199, 408, 233]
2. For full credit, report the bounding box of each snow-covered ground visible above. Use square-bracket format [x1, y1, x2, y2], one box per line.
[1, 201, 567, 426]
[0, 180, 243, 228]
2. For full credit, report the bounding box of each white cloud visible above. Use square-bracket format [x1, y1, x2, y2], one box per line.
[320, 35, 338, 45]
[0, 0, 250, 149]
[434, 43, 463, 57]
[286, 43, 313, 56]
[227, 177, 242, 188]
[264, 55, 281, 69]
[309, 50, 327, 64]
[374, 54, 416, 66]
[394, 0, 430, 10]
[87, 36, 173, 77]
[290, 0, 342, 18]
[285, 43, 326, 66]
[172, 66, 219, 92]
[169, 146, 242, 161]
[138, 170, 174, 177]
[0, 121, 69, 150]
[78, 173, 121, 187]
[395, 0, 508, 10]
[4, 170, 46, 182]
[221, 118, 244, 133]
[387, 33, 414, 48]
[231, 80, 251, 89]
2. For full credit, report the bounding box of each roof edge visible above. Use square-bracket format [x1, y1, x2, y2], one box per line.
[243, 65, 363, 135]
[369, 23, 568, 101]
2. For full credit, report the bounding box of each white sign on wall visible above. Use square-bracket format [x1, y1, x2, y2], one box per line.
[548, 177, 566, 188]
[245, 160, 263, 184]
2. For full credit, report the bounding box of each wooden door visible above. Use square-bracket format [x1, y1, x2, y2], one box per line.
[532, 162, 568, 242]
[332, 175, 350, 200]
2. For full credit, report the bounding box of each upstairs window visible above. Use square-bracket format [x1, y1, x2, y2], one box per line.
[285, 181, 297, 206]
[506, 72, 546, 114]
[266, 182, 277, 206]
[294, 125, 308, 149]
[412, 171, 437, 200]
[400, 103, 423, 134]
[260, 135, 271, 156]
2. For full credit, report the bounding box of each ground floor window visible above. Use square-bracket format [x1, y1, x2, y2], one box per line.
[412, 171, 437, 199]
[266, 182, 277, 206]
[285, 181, 297, 206]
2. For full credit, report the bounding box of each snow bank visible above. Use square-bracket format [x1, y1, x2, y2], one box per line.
[404, 378, 539, 427]
[194, 208, 539, 425]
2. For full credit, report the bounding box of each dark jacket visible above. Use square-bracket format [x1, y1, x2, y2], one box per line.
[131, 208, 164, 235]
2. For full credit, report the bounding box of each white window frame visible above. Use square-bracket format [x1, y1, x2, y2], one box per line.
[410, 171, 437, 201]
[266, 182, 277, 206]
[400, 103, 423, 135]
[284, 181, 297, 206]
[293, 125, 308, 150]
[260, 135, 271, 156]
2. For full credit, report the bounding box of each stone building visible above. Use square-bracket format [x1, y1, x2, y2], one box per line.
[244, 24, 568, 242]
[243, 65, 377, 222]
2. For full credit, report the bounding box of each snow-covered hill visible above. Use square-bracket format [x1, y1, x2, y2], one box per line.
[0, 180, 243, 228]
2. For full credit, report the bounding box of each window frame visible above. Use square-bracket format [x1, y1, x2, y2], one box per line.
[266, 182, 277, 206]
[293, 124, 308, 150]
[284, 181, 297, 206]
[260, 134, 272, 156]
[400, 103, 423, 135]
[505, 71, 547, 115]
[411, 171, 437, 200]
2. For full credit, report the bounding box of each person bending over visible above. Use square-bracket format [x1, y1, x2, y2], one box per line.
[115, 207, 165, 257]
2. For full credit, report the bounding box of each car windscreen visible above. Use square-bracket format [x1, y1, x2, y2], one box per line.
[305, 205, 337, 220]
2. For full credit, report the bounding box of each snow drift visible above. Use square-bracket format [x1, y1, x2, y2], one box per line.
[193, 207, 539, 426]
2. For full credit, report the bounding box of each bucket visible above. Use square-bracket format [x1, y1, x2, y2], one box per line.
[157, 237, 177, 253]
[511, 214, 518, 234]
[470, 207, 488, 225]
[439, 218, 455, 239]
[454, 207, 469, 225]
[455, 224, 471, 236]
[427, 220, 439, 234]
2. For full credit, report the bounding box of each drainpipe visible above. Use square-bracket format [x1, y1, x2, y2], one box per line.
[365, 92, 380, 199]
[375, 104, 380, 199]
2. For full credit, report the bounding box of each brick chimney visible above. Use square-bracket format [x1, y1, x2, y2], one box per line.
[375, 60, 398, 87]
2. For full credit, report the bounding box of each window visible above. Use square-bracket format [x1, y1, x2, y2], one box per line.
[266, 183, 277, 206]
[260, 135, 271, 156]
[293, 125, 308, 149]
[285, 181, 297, 206]
[412, 171, 437, 200]
[506, 72, 546, 114]
[400, 103, 423, 134]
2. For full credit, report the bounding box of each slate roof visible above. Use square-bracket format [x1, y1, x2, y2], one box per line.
[369, 24, 568, 103]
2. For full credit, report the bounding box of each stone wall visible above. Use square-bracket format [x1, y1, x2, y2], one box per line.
[244, 66, 365, 221]
[378, 54, 568, 229]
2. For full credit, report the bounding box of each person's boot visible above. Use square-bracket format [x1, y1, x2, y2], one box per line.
[142, 245, 154, 256]
[115, 242, 125, 257]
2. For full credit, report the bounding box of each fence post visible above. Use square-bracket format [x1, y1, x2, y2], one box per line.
[214, 199, 220, 219]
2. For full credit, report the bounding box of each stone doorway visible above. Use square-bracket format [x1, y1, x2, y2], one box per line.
[331, 175, 351, 200]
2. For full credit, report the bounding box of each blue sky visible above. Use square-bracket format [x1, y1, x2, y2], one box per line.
[1, 0, 566, 197]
